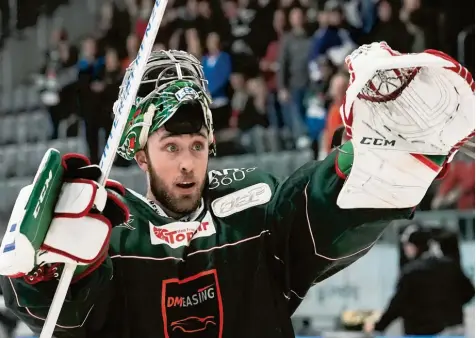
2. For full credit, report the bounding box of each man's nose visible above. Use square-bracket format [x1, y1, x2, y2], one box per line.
[179, 153, 194, 173]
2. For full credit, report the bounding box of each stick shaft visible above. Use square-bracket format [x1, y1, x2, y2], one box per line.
[39, 1, 168, 336]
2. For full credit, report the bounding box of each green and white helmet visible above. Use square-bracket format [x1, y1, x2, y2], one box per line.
[117, 50, 214, 160]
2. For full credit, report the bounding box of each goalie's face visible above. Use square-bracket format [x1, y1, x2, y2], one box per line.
[136, 126, 209, 218]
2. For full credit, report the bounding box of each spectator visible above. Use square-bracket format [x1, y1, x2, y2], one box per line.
[222, 0, 255, 74]
[432, 153, 475, 211]
[122, 34, 139, 72]
[237, 77, 270, 153]
[365, 225, 474, 336]
[185, 28, 202, 59]
[43, 28, 78, 71]
[229, 73, 249, 129]
[278, 7, 311, 145]
[196, 0, 229, 48]
[260, 9, 285, 134]
[364, 0, 414, 53]
[399, 0, 440, 51]
[84, 47, 122, 165]
[77, 37, 104, 160]
[96, 1, 131, 58]
[308, 0, 357, 68]
[323, 71, 349, 153]
[249, 0, 280, 58]
[195, 1, 214, 44]
[202, 32, 232, 132]
[77, 37, 104, 87]
[101, 48, 123, 116]
[37, 28, 78, 139]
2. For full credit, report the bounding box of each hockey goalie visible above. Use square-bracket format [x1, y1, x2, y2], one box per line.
[0, 42, 473, 338]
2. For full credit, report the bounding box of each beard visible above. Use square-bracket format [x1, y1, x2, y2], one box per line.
[147, 159, 205, 218]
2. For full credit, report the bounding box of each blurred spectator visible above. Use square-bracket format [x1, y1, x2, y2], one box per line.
[364, 0, 414, 53]
[85, 47, 122, 165]
[77, 37, 105, 162]
[185, 28, 202, 59]
[77, 37, 104, 87]
[237, 77, 270, 153]
[43, 28, 79, 71]
[278, 7, 310, 144]
[432, 153, 475, 211]
[399, 0, 440, 51]
[230, 73, 248, 128]
[203, 32, 232, 132]
[222, 0, 256, 74]
[260, 9, 285, 134]
[101, 48, 123, 114]
[96, 1, 131, 58]
[38, 28, 78, 139]
[365, 225, 474, 336]
[122, 34, 139, 72]
[308, 1, 357, 70]
[323, 71, 348, 153]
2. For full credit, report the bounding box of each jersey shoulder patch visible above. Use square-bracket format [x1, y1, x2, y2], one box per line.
[207, 167, 279, 217]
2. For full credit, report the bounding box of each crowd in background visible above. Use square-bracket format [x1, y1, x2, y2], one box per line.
[2, 0, 475, 212]
[0, 1, 474, 336]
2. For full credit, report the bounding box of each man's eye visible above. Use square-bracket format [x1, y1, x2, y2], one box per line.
[166, 144, 178, 152]
[192, 143, 204, 151]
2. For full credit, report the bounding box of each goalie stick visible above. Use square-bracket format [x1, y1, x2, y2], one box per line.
[38, 1, 169, 336]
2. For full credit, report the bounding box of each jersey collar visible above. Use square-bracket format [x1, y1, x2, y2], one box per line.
[128, 189, 204, 222]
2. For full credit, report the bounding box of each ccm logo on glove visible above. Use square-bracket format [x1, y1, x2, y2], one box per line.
[360, 137, 396, 147]
[33, 170, 53, 218]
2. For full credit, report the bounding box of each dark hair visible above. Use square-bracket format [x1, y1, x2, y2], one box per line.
[401, 224, 432, 253]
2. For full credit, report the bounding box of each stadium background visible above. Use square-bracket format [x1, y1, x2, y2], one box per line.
[0, 0, 474, 337]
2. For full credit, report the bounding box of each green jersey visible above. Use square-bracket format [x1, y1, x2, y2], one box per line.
[0, 150, 412, 338]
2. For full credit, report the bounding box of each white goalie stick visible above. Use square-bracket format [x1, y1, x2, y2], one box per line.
[38, 1, 169, 337]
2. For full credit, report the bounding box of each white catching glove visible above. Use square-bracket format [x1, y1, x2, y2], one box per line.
[338, 42, 474, 209]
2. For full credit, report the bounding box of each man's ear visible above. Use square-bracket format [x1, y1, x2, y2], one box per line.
[135, 149, 148, 172]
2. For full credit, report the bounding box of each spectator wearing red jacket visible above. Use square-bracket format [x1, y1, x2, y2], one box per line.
[432, 155, 475, 211]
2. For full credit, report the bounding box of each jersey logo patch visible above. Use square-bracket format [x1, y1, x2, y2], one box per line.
[149, 212, 215, 248]
[161, 269, 223, 338]
[211, 183, 272, 217]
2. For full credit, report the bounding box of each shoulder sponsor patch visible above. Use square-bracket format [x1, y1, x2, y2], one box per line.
[149, 212, 216, 248]
[211, 183, 272, 217]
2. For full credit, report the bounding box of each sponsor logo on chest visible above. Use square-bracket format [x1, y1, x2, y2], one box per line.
[211, 183, 272, 217]
[162, 269, 223, 337]
[149, 212, 216, 248]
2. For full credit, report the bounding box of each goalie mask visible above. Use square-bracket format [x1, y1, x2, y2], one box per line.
[117, 50, 214, 160]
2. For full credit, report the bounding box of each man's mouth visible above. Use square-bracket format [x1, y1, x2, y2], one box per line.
[176, 182, 196, 189]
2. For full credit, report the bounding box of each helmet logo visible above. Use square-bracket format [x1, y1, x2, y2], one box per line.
[175, 87, 199, 102]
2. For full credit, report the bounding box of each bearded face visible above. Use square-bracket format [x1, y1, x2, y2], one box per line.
[137, 126, 209, 218]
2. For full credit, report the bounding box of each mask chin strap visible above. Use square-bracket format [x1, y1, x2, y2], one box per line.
[139, 104, 156, 148]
